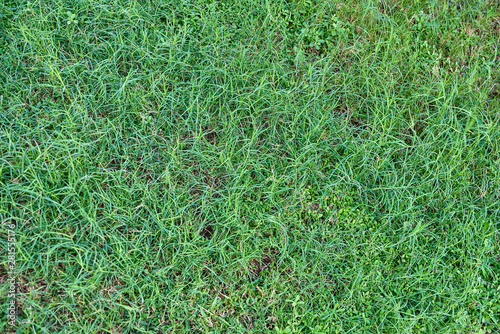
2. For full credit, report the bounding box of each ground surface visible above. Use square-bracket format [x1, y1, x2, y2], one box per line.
[1, 0, 500, 333]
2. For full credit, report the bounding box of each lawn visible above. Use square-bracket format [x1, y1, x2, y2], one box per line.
[1, 0, 499, 333]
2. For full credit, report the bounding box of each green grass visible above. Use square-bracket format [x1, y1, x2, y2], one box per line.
[1, 0, 499, 332]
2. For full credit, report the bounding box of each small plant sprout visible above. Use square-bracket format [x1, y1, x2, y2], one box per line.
[66, 11, 78, 25]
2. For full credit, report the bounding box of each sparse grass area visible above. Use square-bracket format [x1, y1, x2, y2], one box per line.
[1, 0, 500, 332]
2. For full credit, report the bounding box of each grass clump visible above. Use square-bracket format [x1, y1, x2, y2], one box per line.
[1, 0, 499, 333]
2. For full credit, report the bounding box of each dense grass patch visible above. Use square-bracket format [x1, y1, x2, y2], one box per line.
[1, 0, 499, 332]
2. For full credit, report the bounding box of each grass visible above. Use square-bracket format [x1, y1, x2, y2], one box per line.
[0, 0, 499, 332]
